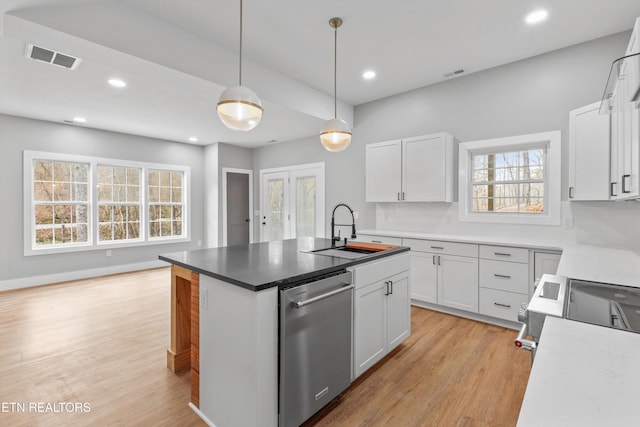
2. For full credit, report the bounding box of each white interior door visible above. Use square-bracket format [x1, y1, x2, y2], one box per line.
[260, 163, 325, 242]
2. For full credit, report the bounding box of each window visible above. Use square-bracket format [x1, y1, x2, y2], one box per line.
[24, 151, 190, 255]
[33, 159, 89, 247]
[148, 169, 183, 239]
[458, 131, 561, 225]
[97, 165, 142, 242]
[471, 148, 545, 213]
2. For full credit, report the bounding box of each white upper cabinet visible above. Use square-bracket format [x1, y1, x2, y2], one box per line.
[365, 139, 402, 202]
[365, 132, 457, 202]
[610, 81, 640, 199]
[610, 17, 640, 199]
[568, 102, 611, 200]
[626, 17, 640, 106]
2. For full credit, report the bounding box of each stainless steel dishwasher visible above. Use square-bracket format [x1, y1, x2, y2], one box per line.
[279, 270, 353, 427]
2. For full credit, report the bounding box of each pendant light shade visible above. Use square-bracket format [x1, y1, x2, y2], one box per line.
[217, 0, 263, 131]
[320, 118, 352, 152]
[217, 85, 263, 131]
[321, 17, 352, 152]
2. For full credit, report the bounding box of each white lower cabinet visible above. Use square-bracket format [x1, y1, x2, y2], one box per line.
[478, 245, 529, 322]
[409, 251, 438, 304]
[404, 238, 479, 312]
[479, 288, 528, 321]
[437, 254, 479, 312]
[352, 254, 410, 379]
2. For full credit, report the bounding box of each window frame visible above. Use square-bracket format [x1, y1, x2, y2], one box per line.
[24, 151, 190, 256]
[458, 131, 561, 226]
[96, 164, 144, 244]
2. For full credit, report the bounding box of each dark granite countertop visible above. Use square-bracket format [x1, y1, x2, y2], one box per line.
[159, 237, 410, 291]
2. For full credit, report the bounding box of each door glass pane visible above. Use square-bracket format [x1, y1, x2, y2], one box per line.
[295, 176, 316, 238]
[267, 179, 285, 241]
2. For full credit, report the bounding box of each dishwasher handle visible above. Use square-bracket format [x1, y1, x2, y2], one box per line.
[293, 285, 354, 309]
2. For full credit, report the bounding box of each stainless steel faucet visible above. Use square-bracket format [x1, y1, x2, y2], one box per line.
[331, 203, 357, 248]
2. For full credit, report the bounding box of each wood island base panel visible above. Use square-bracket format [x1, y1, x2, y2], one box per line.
[166, 264, 200, 408]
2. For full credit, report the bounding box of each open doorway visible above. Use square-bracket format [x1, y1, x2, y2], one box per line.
[222, 168, 253, 246]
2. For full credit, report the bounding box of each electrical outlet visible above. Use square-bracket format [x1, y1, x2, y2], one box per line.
[106, 250, 112, 257]
[197, 240, 202, 246]
[201, 288, 208, 309]
[353, 211, 359, 220]
[563, 218, 574, 229]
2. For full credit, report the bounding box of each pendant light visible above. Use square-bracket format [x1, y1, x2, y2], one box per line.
[217, 0, 263, 131]
[320, 17, 352, 152]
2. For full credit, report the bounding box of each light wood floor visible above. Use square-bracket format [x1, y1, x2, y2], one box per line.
[0, 268, 530, 426]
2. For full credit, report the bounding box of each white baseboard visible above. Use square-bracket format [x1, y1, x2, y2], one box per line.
[189, 402, 217, 427]
[411, 299, 520, 331]
[0, 260, 167, 292]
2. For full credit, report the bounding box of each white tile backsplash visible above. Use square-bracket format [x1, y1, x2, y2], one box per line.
[376, 201, 640, 253]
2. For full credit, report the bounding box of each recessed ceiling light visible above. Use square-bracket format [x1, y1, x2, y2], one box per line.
[72, 117, 87, 123]
[525, 9, 548, 25]
[188, 136, 198, 142]
[362, 70, 376, 80]
[108, 78, 127, 88]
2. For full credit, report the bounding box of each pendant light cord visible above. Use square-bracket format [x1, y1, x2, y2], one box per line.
[333, 22, 337, 119]
[239, 0, 243, 86]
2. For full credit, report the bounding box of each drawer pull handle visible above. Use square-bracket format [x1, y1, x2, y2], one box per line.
[622, 174, 631, 194]
[430, 246, 444, 250]
[494, 252, 511, 257]
[494, 274, 511, 279]
[494, 302, 511, 309]
[371, 240, 382, 243]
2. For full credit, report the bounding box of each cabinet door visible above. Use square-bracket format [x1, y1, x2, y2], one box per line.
[619, 75, 640, 199]
[353, 281, 386, 378]
[437, 254, 479, 313]
[366, 140, 402, 202]
[402, 134, 451, 202]
[409, 252, 438, 303]
[626, 18, 639, 105]
[568, 102, 610, 201]
[386, 272, 410, 351]
[533, 252, 561, 284]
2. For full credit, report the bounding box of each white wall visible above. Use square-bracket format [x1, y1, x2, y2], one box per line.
[0, 114, 205, 288]
[253, 31, 640, 253]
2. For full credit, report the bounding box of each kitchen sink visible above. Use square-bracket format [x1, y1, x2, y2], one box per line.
[305, 246, 378, 259]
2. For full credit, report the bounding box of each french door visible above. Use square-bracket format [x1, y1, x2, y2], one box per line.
[260, 163, 325, 242]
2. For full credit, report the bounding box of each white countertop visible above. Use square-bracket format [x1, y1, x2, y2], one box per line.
[557, 244, 640, 288]
[359, 228, 640, 426]
[517, 316, 640, 427]
[357, 229, 564, 251]
[359, 229, 640, 287]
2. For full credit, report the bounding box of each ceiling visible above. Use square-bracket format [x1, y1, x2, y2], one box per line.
[1, 0, 640, 147]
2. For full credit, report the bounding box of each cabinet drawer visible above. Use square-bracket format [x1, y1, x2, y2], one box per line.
[479, 288, 528, 322]
[403, 238, 478, 258]
[350, 253, 410, 289]
[479, 245, 528, 263]
[479, 259, 528, 294]
[355, 234, 402, 246]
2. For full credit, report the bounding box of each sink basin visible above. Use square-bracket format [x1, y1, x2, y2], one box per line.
[306, 246, 378, 259]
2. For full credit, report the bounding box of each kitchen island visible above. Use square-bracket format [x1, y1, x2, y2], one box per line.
[159, 237, 410, 427]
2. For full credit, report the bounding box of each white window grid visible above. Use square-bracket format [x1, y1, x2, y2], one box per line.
[24, 151, 190, 256]
[97, 165, 143, 242]
[470, 146, 547, 214]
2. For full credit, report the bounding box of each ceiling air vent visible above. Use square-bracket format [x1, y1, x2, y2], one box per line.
[25, 44, 81, 70]
[444, 68, 465, 79]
